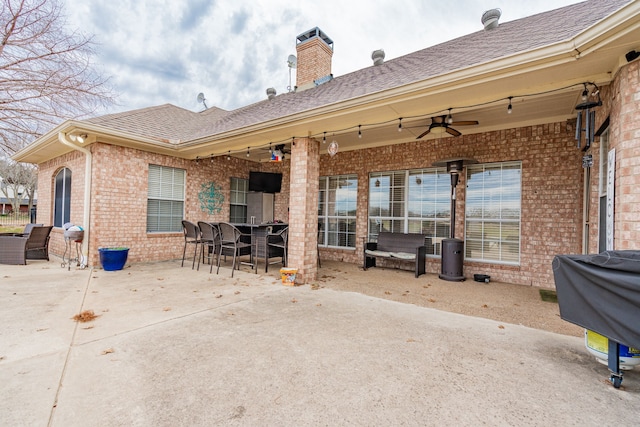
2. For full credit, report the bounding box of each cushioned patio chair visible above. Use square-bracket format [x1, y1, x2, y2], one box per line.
[0, 225, 52, 264]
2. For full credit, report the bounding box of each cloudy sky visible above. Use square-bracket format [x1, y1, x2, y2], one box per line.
[62, 0, 583, 115]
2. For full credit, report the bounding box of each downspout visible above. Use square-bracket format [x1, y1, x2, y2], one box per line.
[58, 132, 92, 266]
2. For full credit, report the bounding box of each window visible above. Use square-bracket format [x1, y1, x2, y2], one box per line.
[53, 168, 71, 227]
[465, 162, 521, 264]
[368, 169, 450, 255]
[229, 177, 248, 223]
[318, 175, 357, 248]
[147, 165, 185, 232]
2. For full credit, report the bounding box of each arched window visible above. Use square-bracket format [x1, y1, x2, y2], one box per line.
[54, 167, 71, 227]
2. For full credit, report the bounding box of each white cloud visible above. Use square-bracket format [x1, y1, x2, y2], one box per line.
[62, 0, 582, 114]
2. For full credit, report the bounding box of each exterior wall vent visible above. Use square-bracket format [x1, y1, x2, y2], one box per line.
[481, 8, 501, 30]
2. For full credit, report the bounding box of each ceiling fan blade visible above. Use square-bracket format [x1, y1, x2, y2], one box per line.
[450, 120, 479, 126]
[416, 128, 431, 139]
[446, 127, 462, 137]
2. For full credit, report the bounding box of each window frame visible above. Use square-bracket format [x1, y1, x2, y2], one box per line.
[146, 164, 186, 233]
[367, 168, 450, 256]
[53, 167, 72, 227]
[464, 161, 522, 265]
[229, 177, 248, 223]
[318, 174, 358, 249]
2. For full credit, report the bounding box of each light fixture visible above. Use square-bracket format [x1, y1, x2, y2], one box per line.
[246, 147, 250, 157]
[429, 123, 448, 134]
[358, 125, 362, 139]
[227, 151, 231, 160]
[328, 139, 339, 157]
[210, 155, 214, 163]
[507, 97, 513, 114]
[323, 132, 327, 143]
[69, 133, 88, 143]
[447, 108, 453, 124]
[626, 50, 639, 62]
[195, 156, 200, 163]
[575, 82, 602, 150]
[398, 118, 403, 132]
[375, 179, 380, 187]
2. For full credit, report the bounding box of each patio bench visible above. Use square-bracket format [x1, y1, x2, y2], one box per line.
[363, 232, 427, 278]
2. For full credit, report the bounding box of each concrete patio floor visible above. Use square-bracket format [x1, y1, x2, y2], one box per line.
[1, 257, 638, 426]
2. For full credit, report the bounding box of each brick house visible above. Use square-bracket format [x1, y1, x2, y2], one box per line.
[13, 0, 640, 287]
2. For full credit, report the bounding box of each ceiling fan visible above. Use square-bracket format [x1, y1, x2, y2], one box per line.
[415, 115, 479, 139]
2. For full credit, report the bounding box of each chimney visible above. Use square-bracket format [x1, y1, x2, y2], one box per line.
[295, 27, 333, 91]
[481, 8, 501, 30]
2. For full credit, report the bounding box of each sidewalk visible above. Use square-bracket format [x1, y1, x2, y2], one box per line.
[1, 259, 638, 426]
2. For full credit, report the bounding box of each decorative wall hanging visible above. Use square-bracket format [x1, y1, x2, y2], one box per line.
[198, 181, 224, 214]
[328, 139, 339, 157]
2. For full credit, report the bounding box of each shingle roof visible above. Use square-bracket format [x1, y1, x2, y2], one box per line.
[82, 0, 632, 144]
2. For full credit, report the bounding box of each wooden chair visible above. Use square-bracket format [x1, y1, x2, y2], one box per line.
[266, 226, 288, 272]
[216, 222, 252, 277]
[181, 220, 200, 269]
[197, 221, 220, 273]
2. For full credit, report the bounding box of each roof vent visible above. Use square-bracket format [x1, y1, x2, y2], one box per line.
[372, 49, 385, 66]
[481, 8, 501, 30]
[266, 87, 276, 100]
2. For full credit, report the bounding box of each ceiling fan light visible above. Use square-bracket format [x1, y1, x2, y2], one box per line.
[430, 124, 448, 134]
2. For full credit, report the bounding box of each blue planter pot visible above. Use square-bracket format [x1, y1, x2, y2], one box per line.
[99, 247, 129, 271]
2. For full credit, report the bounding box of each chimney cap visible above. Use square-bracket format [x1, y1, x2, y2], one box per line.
[481, 8, 501, 30]
[296, 27, 333, 50]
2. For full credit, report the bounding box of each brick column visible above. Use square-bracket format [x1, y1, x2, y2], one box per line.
[612, 60, 640, 249]
[287, 137, 319, 283]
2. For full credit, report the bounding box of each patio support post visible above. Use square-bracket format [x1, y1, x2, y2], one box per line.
[287, 136, 320, 284]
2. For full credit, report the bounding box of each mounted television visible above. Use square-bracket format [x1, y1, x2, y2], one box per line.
[248, 171, 282, 193]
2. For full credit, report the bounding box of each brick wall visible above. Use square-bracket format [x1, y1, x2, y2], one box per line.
[319, 121, 584, 288]
[37, 143, 285, 267]
[610, 60, 640, 249]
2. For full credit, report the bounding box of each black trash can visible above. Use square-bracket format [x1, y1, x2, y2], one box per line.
[439, 238, 465, 281]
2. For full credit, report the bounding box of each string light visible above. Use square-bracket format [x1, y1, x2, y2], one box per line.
[207, 82, 594, 159]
